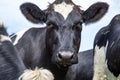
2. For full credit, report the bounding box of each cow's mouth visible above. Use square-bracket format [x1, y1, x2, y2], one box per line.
[60, 61, 72, 66]
[55, 60, 72, 68]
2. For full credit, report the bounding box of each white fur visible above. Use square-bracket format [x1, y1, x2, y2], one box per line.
[93, 45, 106, 80]
[54, 2, 74, 19]
[0, 35, 11, 42]
[19, 68, 54, 80]
[11, 28, 31, 45]
[93, 42, 120, 80]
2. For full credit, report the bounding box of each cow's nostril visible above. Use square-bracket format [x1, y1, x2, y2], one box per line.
[58, 53, 62, 59]
[57, 51, 74, 61]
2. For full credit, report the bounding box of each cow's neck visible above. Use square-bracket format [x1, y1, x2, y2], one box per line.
[39, 54, 68, 80]
[44, 52, 69, 80]
[49, 63, 69, 80]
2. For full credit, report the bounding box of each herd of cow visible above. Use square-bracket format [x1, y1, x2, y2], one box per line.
[0, 0, 120, 80]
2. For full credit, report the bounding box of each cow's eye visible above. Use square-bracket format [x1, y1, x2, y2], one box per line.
[47, 22, 54, 26]
[72, 22, 82, 31]
[47, 22, 58, 30]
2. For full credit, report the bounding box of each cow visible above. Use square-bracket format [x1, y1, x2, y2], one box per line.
[93, 14, 120, 80]
[10, 0, 109, 80]
[0, 22, 54, 80]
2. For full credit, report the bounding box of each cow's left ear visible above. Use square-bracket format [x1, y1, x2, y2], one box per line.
[20, 2, 46, 24]
[82, 2, 109, 24]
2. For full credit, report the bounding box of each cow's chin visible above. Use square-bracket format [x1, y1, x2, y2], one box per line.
[51, 58, 71, 69]
[52, 60, 77, 69]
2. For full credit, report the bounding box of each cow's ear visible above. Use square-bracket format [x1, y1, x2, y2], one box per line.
[20, 2, 46, 24]
[82, 2, 109, 24]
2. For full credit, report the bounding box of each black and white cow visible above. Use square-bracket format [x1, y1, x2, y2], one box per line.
[11, 0, 109, 80]
[0, 21, 25, 80]
[0, 22, 54, 80]
[93, 14, 120, 80]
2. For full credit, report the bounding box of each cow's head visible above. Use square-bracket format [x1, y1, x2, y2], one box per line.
[20, 0, 109, 67]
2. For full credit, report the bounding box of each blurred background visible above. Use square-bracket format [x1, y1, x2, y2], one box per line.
[0, 0, 120, 51]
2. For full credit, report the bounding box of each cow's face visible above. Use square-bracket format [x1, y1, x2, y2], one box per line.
[46, 9, 82, 67]
[20, 0, 109, 67]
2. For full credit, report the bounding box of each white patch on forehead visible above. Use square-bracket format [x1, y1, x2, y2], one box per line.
[54, 2, 74, 19]
[11, 28, 31, 45]
[0, 35, 11, 42]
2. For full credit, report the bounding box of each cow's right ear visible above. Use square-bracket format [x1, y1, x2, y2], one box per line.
[82, 2, 109, 24]
[20, 2, 46, 24]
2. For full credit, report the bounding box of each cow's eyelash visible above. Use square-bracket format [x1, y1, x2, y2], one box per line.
[47, 22, 57, 26]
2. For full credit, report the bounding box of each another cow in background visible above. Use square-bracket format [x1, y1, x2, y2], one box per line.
[0, 21, 54, 80]
[93, 14, 120, 80]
